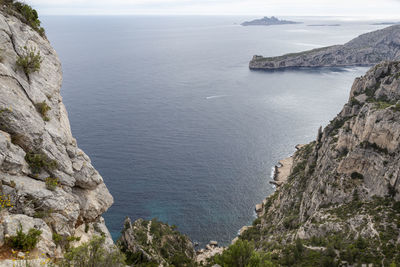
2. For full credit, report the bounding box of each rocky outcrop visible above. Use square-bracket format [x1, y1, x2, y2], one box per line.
[196, 241, 224, 265]
[0, 8, 113, 260]
[249, 25, 400, 70]
[118, 217, 196, 266]
[239, 61, 400, 265]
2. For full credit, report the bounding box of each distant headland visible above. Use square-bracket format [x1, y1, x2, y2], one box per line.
[249, 24, 400, 70]
[241, 16, 302, 26]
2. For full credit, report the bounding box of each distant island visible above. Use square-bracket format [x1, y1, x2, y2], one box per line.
[241, 16, 301, 26]
[371, 22, 400, 25]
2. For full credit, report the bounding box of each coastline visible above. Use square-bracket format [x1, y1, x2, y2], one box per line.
[254, 145, 303, 217]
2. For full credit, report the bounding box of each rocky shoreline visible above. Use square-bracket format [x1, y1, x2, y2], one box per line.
[254, 145, 305, 216]
[270, 156, 293, 187]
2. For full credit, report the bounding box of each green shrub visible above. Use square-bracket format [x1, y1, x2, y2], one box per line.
[45, 177, 59, 191]
[310, 236, 327, 247]
[360, 141, 389, 155]
[25, 152, 57, 174]
[35, 101, 51, 121]
[214, 239, 274, 267]
[351, 172, 364, 180]
[33, 208, 53, 219]
[355, 236, 368, 249]
[16, 46, 43, 75]
[291, 160, 307, 176]
[240, 226, 262, 243]
[52, 233, 81, 250]
[10, 133, 28, 150]
[375, 101, 393, 110]
[9, 180, 16, 188]
[0, 48, 4, 62]
[391, 103, 400, 112]
[328, 118, 347, 136]
[7, 223, 42, 251]
[3, 1, 45, 36]
[60, 235, 126, 267]
[350, 97, 361, 106]
[283, 214, 299, 229]
[393, 202, 400, 212]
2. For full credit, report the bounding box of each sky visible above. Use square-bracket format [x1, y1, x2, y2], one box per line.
[27, 0, 400, 17]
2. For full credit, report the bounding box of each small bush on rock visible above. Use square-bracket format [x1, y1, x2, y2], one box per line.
[10, 133, 28, 150]
[52, 233, 81, 250]
[7, 223, 42, 251]
[16, 46, 43, 75]
[35, 101, 51, 121]
[45, 177, 59, 191]
[33, 208, 53, 219]
[351, 172, 364, 180]
[25, 152, 57, 174]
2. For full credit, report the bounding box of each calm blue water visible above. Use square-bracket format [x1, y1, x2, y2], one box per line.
[41, 16, 385, 246]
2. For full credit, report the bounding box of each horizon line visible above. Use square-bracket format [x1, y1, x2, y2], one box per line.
[38, 13, 400, 19]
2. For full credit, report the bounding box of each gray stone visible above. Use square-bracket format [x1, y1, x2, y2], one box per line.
[209, 240, 218, 246]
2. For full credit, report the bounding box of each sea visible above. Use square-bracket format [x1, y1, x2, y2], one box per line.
[40, 16, 388, 247]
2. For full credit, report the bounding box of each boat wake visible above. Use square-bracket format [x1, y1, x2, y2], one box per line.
[205, 95, 227, 100]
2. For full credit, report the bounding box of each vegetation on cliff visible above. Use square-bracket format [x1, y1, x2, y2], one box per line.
[59, 236, 126, 267]
[118, 217, 197, 266]
[0, 0, 45, 36]
[213, 239, 274, 267]
[16, 46, 43, 76]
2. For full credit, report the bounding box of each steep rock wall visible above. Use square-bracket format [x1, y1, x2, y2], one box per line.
[0, 10, 114, 259]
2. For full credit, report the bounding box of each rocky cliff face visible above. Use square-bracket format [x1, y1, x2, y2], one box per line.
[239, 61, 400, 265]
[0, 9, 113, 260]
[249, 25, 400, 70]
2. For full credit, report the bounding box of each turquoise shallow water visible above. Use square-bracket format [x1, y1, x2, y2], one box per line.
[41, 16, 384, 246]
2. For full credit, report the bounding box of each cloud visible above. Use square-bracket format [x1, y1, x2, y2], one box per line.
[26, 0, 400, 16]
